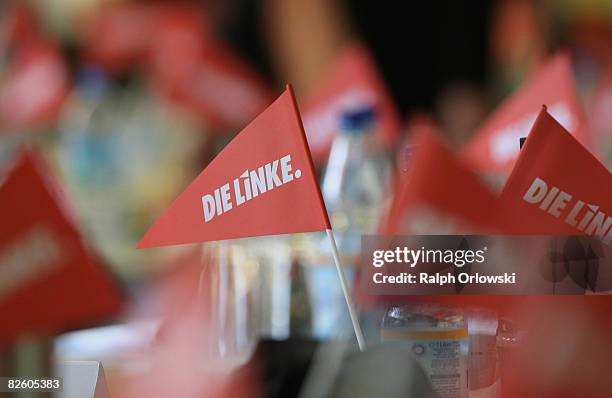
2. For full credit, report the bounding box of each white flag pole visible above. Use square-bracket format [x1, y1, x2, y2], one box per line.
[326, 228, 366, 351]
[286, 84, 365, 351]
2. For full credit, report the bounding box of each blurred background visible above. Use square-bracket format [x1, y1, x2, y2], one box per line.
[1, 0, 610, 276]
[0, 0, 611, 397]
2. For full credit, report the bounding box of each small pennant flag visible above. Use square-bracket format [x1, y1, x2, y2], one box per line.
[301, 43, 401, 161]
[462, 52, 587, 175]
[0, 149, 123, 348]
[382, 129, 507, 235]
[500, 107, 612, 242]
[138, 86, 331, 248]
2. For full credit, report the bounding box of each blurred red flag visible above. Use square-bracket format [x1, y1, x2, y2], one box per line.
[301, 43, 401, 162]
[82, 2, 157, 74]
[4, 4, 41, 48]
[382, 128, 507, 235]
[499, 296, 612, 398]
[0, 149, 123, 348]
[0, 41, 70, 130]
[148, 7, 273, 131]
[362, 128, 516, 311]
[500, 108, 612, 239]
[462, 52, 587, 175]
[83, 2, 273, 130]
[138, 87, 330, 248]
[118, 247, 259, 398]
[497, 108, 612, 398]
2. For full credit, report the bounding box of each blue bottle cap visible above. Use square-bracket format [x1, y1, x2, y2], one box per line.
[339, 106, 377, 133]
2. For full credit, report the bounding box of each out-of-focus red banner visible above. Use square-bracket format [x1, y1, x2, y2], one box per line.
[0, 42, 70, 130]
[301, 43, 401, 162]
[463, 52, 587, 176]
[83, 2, 273, 132]
[382, 128, 507, 236]
[0, 149, 123, 348]
[501, 108, 612, 239]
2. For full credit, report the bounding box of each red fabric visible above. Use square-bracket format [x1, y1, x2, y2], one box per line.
[117, 246, 260, 398]
[301, 43, 401, 162]
[138, 87, 330, 248]
[148, 7, 273, 131]
[4, 4, 41, 48]
[0, 150, 123, 348]
[83, 3, 273, 130]
[500, 108, 612, 237]
[0, 41, 69, 130]
[382, 129, 507, 235]
[81, 2, 157, 74]
[463, 52, 587, 175]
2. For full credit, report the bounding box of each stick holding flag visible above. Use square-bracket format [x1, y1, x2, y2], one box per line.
[139, 85, 366, 351]
[325, 228, 366, 350]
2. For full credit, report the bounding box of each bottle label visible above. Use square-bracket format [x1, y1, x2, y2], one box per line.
[382, 330, 469, 398]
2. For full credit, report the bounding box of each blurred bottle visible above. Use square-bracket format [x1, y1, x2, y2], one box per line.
[381, 304, 469, 398]
[288, 257, 313, 337]
[466, 309, 501, 393]
[321, 106, 392, 256]
[207, 241, 258, 364]
[309, 106, 391, 340]
[56, 67, 204, 275]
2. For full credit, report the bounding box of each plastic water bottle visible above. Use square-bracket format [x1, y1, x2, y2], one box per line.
[321, 106, 392, 255]
[381, 304, 469, 398]
[306, 106, 391, 340]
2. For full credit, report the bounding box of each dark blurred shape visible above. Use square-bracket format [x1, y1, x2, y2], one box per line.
[238, 339, 436, 398]
[289, 259, 313, 337]
[227, 0, 491, 114]
[436, 82, 488, 146]
[345, 1, 491, 112]
[489, 0, 547, 96]
[236, 338, 319, 398]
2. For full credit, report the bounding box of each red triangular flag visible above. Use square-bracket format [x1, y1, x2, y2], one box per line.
[0, 149, 123, 348]
[361, 128, 515, 310]
[148, 5, 273, 131]
[138, 87, 331, 248]
[500, 108, 612, 241]
[301, 43, 401, 162]
[462, 52, 587, 175]
[383, 129, 507, 235]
